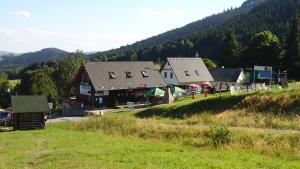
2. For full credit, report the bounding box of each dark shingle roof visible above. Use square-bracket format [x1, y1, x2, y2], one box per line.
[11, 95, 49, 113]
[165, 58, 214, 84]
[209, 68, 243, 82]
[84, 62, 166, 91]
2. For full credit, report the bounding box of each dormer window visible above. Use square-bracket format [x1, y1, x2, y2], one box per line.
[185, 71, 190, 76]
[126, 72, 133, 78]
[195, 70, 199, 76]
[109, 72, 116, 79]
[141, 71, 149, 77]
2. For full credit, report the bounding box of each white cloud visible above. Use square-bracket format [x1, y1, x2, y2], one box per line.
[137, 8, 187, 17]
[0, 28, 14, 37]
[11, 10, 31, 18]
[0, 27, 148, 53]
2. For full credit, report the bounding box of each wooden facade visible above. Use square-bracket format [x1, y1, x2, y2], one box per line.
[11, 95, 49, 130]
[12, 112, 45, 130]
[66, 62, 166, 109]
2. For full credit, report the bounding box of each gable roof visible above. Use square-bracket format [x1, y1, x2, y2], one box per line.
[11, 95, 49, 113]
[209, 68, 243, 82]
[84, 62, 165, 91]
[163, 58, 214, 84]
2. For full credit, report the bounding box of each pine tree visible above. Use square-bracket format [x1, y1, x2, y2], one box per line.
[284, 13, 300, 79]
[128, 50, 137, 61]
[220, 32, 241, 67]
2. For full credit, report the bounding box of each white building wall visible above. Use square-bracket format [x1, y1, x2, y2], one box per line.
[160, 62, 179, 85]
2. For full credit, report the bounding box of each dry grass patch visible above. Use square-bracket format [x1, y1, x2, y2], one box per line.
[69, 115, 300, 159]
[186, 109, 300, 130]
[240, 92, 300, 114]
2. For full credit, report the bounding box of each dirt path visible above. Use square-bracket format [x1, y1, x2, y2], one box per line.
[47, 116, 89, 123]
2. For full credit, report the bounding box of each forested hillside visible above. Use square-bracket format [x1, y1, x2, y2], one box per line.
[94, 0, 266, 56]
[2, 0, 300, 80]
[0, 48, 68, 66]
[90, 0, 299, 64]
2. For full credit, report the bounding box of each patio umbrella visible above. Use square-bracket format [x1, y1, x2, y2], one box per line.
[171, 86, 186, 94]
[188, 84, 200, 90]
[146, 88, 165, 97]
[201, 81, 213, 87]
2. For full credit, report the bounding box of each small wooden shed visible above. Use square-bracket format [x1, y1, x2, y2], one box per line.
[11, 95, 49, 130]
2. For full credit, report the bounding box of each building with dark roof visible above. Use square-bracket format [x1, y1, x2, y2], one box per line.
[209, 68, 246, 91]
[160, 57, 214, 86]
[11, 95, 49, 130]
[66, 62, 166, 109]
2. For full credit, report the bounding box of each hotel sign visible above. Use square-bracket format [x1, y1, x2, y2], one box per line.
[254, 66, 272, 80]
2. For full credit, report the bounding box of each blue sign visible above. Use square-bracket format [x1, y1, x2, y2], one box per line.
[256, 70, 272, 79]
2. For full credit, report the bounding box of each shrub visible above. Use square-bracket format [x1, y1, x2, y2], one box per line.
[205, 127, 231, 147]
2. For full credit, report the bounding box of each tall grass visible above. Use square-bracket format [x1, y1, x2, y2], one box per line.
[136, 94, 246, 118]
[69, 115, 300, 159]
[240, 92, 300, 114]
[137, 89, 300, 119]
[69, 90, 300, 158]
[187, 109, 300, 130]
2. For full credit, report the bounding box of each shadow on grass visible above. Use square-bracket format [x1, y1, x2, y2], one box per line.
[136, 95, 247, 119]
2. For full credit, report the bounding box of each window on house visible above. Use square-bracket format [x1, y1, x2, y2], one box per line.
[126, 72, 133, 78]
[195, 70, 199, 76]
[185, 71, 190, 76]
[109, 72, 116, 79]
[164, 72, 168, 78]
[141, 71, 149, 77]
[170, 72, 173, 79]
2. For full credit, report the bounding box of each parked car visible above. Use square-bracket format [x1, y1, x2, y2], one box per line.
[0, 112, 12, 126]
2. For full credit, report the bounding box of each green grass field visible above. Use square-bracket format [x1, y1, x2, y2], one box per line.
[0, 124, 299, 169]
[1, 89, 300, 168]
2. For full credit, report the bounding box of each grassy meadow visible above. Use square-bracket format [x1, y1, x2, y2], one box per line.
[1, 88, 300, 168]
[1, 124, 299, 169]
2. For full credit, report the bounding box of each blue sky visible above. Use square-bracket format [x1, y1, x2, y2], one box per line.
[0, 0, 245, 53]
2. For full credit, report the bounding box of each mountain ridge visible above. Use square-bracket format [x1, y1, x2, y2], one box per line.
[0, 48, 68, 66]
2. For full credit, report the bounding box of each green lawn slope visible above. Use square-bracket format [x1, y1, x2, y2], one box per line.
[0, 124, 299, 169]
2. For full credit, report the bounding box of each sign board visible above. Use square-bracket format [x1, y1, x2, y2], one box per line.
[254, 66, 271, 71]
[48, 102, 53, 110]
[80, 85, 91, 95]
[254, 66, 272, 80]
